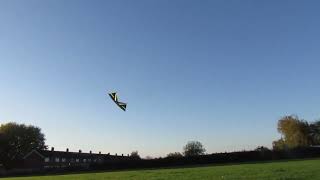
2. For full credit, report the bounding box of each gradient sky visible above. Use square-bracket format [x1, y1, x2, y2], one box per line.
[1, 0, 320, 157]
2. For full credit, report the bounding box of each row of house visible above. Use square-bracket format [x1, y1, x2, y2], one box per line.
[23, 147, 132, 169]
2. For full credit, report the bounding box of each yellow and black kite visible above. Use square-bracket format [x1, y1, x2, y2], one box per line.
[108, 92, 127, 111]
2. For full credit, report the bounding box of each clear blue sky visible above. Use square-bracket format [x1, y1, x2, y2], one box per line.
[1, 0, 320, 157]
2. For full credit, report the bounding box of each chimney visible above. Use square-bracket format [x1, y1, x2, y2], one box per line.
[115, 153, 117, 156]
[66, 148, 69, 152]
[90, 150, 92, 154]
[122, 154, 124, 157]
[79, 149, 82, 153]
[99, 151, 101, 154]
[51, 147, 54, 151]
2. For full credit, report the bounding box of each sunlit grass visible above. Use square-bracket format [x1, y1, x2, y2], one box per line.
[4, 158, 320, 180]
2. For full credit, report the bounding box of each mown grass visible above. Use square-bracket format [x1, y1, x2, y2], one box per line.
[4, 158, 320, 180]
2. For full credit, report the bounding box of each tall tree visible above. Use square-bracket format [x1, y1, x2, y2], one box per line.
[309, 121, 320, 145]
[277, 115, 311, 149]
[183, 141, 206, 157]
[0, 122, 47, 168]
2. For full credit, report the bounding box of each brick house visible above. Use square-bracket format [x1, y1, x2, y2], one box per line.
[23, 147, 131, 169]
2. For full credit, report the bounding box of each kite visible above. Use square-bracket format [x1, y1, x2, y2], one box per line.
[108, 92, 127, 111]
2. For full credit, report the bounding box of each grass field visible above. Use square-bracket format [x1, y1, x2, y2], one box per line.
[4, 159, 320, 180]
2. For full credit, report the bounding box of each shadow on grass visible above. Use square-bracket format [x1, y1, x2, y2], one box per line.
[5, 157, 320, 179]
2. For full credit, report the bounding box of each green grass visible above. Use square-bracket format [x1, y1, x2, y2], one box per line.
[4, 159, 320, 180]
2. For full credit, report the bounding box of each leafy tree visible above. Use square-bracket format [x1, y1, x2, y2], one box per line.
[130, 151, 141, 160]
[166, 152, 183, 158]
[309, 121, 320, 145]
[0, 122, 47, 168]
[277, 115, 311, 148]
[272, 138, 287, 150]
[183, 141, 206, 157]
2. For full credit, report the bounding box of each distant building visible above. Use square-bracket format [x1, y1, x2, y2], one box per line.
[23, 147, 131, 169]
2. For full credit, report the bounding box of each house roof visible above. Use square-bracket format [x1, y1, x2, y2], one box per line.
[38, 150, 107, 159]
[24, 149, 129, 160]
[23, 149, 45, 159]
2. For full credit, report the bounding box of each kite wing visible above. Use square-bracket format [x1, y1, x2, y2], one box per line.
[108, 92, 127, 111]
[117, 102, 127, 111]
[109, 92, 118, 102]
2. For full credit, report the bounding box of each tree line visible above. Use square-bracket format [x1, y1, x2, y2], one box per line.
[164, 115, 320, 158]
[272, 115, 320, 150]
[1, 114, 320, 169]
